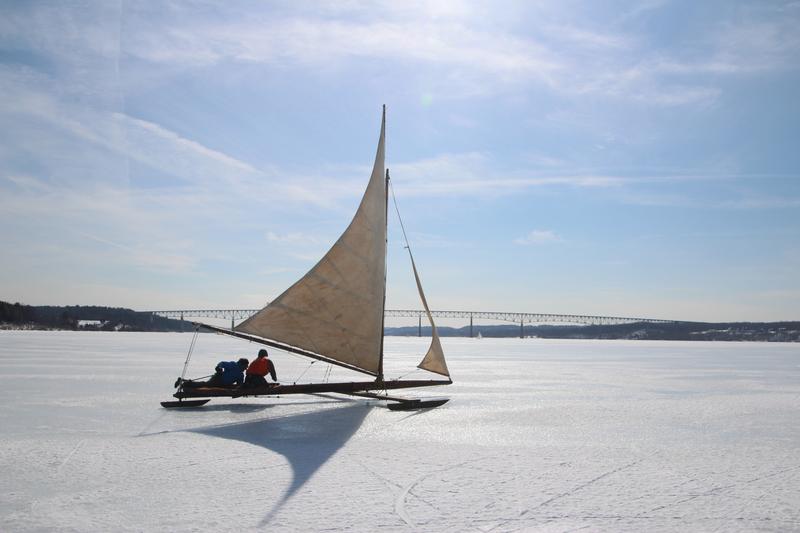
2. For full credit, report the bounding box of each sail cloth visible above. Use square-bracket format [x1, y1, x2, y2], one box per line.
[388, 174, 450, 378]
[411, 256, 450, 377]
[235, 110, 387, 376]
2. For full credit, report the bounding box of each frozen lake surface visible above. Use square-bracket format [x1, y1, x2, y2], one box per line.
[1, 331, 799, 532]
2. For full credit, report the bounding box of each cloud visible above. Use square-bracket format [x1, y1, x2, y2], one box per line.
[569, 65, 722, 106]
[8, 1, 796, 109]
[598, 6, 800, 106]
[121, 114, 258, 175]
[617, 0, 670, 23]
[390, 231, 465, 249]
[77, 231, 196, 274]
[514, 230, 562, 245]
[619, 188, 800, 210]
[392, 155, 790, 199]
[125, 17, 562, 98]
[710, 13, 800, 73]
[266, 231, 321, 245]
[390, 153, 627, 196]
[541, 23, 630, 50]
[112, 4, 700, 105]
[0, 64, 261, 191]
[111, 3, 800, 107]
[0, 60, 378, 231]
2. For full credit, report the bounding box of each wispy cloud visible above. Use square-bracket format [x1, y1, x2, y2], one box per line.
[390, 153, 627, 196]
[710, 12, 800, 73]
[391, 153, 795, 199]
[77, 231, 196, 273]
[125, 11, 561, 80]
[266, 231, 321, 245]
[514, 230, 562, 245]
[390, 231, 466, 249]
[0, 65, 262, 190]
[122, 114, 258, 174]
[617, 0, 670, 23]
[110, 3, 799, 107]
[619, 189, 800, 210]
[0, 62, 374, 222]
[7, 1, 797, 110]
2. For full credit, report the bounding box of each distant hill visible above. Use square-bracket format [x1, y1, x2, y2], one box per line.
[386, 321, 800, 342]
[0, 301, 191, 332]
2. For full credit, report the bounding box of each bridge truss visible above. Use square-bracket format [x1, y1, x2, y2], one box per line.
[150, 308, 676, 338]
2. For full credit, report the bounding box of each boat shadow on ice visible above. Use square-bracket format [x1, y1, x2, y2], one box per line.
[175, 403, 276, 414]
[185, 400, 373, 524]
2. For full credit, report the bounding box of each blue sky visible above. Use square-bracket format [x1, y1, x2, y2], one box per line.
[1, 0, 798, 321]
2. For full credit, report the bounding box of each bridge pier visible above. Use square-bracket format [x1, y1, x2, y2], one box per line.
[520, 319, 523, 339]
[231, 316, 235, 330]
[470, 314, 473, 338]
[418, 315, 422, 337]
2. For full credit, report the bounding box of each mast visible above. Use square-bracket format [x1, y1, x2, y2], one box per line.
[377, 105, 388, 382]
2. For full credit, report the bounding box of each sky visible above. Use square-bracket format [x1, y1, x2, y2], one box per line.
[1, 0, 799, 322]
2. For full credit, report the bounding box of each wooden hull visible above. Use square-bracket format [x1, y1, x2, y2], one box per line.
[174, 379, 451, 399]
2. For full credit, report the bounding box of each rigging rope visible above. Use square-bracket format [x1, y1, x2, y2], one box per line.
[389, 179, 415, 259]
[293, 360, 316, 384]
[389, 178, 428, 384]
[179, 327, 200, 383]
[396, 368, 422, 380]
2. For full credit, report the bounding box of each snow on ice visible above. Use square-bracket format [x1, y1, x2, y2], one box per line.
[1, 331, 799, 531]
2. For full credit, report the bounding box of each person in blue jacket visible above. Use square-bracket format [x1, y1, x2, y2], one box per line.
[177, 358, 249, 389]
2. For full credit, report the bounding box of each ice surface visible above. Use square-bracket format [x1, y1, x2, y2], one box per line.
[1, 331, 799, 532]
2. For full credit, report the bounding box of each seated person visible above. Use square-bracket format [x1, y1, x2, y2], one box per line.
[243, 349, 278, 388]
[179, 358, 249, 389]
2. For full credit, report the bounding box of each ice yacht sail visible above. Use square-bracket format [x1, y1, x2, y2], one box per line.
[163, 107, 451, 409]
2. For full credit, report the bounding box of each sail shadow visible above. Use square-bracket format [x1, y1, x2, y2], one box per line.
[188, 402, 372, 524]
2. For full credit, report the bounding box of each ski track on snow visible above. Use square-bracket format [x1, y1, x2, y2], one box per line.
[395, 455, 500, 530]
[642, 463, 800, 516]
[56, 439, 85, 473]
[481, 456, 649, 532]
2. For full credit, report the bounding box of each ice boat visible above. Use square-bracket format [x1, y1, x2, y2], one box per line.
[163, 107, 451, 410]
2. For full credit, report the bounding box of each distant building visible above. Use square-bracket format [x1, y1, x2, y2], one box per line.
[78, 320, 105, 328]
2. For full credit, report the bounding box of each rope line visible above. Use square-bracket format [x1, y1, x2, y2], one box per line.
[389, 179, 430, 383]
[179, 327, 200, 382]
[389, 180, 415, 258]
[293, 360, 316, 384]
[396, 368, 422, 380]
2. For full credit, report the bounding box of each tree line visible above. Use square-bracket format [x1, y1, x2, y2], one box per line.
[0, 301, 191, 331]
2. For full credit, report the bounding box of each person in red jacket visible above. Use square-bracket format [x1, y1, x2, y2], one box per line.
[244, 349, 278, 388]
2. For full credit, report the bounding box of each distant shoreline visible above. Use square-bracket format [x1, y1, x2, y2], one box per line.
[3, 301, 797, 342]
[386, 322, 800, 342]
[2, 321, 798, 343]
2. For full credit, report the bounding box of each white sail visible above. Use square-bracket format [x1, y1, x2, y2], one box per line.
[235, 110, 387, 376]
[411, 256, 450, 377]
[389, 168, 450, 378]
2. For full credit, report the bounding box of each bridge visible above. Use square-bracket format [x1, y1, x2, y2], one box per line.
[149, 309, 676, 338]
